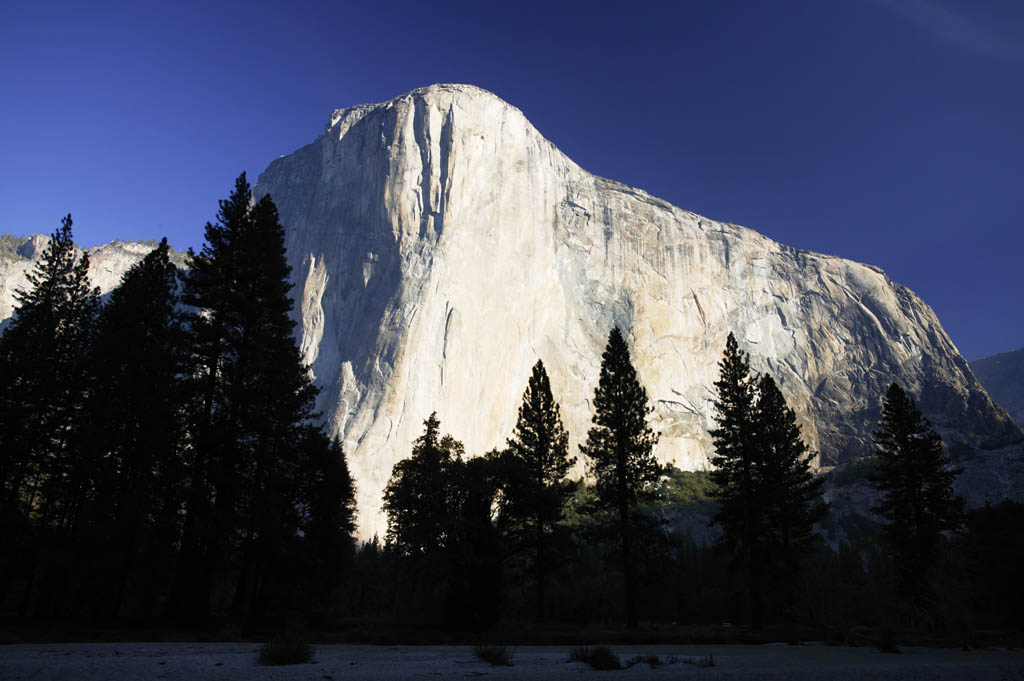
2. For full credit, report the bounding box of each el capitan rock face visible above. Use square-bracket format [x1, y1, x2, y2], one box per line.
[252, 84, 1022, 537]
[2, 86, 1018, 538]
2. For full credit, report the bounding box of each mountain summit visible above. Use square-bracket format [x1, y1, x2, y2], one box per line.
[251, 84, 1020, 537]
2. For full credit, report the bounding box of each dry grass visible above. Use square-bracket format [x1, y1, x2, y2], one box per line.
[473, 644, 513, 666]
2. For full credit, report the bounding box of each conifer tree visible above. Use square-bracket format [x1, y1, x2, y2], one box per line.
[172, 174, 326, 619]
[80, 237, 185, 616]
[580, 327, 662, 630]
[708, 332, 766, 629]
[505, 359, 575, 622]
[299, 429, 357, 611]
[753, 373, 826, 621]
[710, 336, 828, 631]
[868, 382, 963, 601]
[0, 216, 98, 613]
[444, 451, 506, 629]
[383, 413, 468, 619]
[383, 412, 464, 557]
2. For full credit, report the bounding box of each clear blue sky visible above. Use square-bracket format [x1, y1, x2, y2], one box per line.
[2, 0, 1021, 360]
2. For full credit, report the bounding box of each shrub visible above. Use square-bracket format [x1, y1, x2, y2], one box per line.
[568, 645, 621, 670]
[683, 654, 715, 668]
[473, 645, 512, 666]
[875, 628, 901, 654]
[625, 654, 662, 668]
[258, 638, 315, 665]
[588, 647, 622, 670]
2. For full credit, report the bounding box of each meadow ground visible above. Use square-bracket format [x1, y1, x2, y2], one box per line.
[1, 641, 1023, 680]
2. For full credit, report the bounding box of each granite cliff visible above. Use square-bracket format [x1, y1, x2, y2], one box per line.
[3, 85, 1020, 538]
[252, 84, 1021, 537]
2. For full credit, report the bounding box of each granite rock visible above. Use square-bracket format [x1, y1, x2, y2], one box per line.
[253, 84, 1023, 538]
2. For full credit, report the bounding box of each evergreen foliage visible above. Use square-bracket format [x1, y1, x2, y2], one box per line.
[0, 233, 30, 260]
[963, 501, 1024, 628]
[382, 414, 506, 627]
[298, 430, 357, 613]
[383, 412, 465, 557]
[580, 326, 662, 629]
[0, 202, 1016, 638]
[444, 451, 506, 629]
[868, 382, 964, 601]
[708, 334, 826, 630]
[504, 359, 575, 622]
[708, 332, 765, 629]
[78, 237, 186, 616]
[172, 173, 347, 620]
[0, 215, 98, 614]
[753, 373, 827, 622]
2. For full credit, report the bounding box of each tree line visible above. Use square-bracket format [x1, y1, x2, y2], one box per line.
[372, 325, 991, 637]
[0, 175, 356, 622]
[1, 177, 1020, 639]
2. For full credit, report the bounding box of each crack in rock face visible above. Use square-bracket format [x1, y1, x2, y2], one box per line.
[249, 84, 1022, 538]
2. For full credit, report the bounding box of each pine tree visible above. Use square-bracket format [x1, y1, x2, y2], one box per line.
[382, 413, 467, 619]
[382, 413, 464, 557]
[70, 238, 186, 616]
[580, 326, 662, 630]
[504, 359, 575, 622]
[868, 382, 963, 602]
[0, 215, 98, 613]
[753, 373, 826, 624]
[444, 451, 506, 629]
[299, 429, 357, 613]
[708, 332, 766, 630]
[172, 174, 324, 619]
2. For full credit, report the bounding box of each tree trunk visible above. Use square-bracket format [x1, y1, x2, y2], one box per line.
[750, 547, 763, 631]
[621, 502, 637, 630]
[535, 513, 545, 623]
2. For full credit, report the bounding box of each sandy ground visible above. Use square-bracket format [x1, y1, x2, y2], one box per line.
[1, 642, 1022, 680]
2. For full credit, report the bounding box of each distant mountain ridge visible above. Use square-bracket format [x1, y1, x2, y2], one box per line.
[971, 347, 1024, 428]
[0, 234, 187, 329]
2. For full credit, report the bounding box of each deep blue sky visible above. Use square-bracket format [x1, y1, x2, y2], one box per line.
[2, 0, 1021, 360]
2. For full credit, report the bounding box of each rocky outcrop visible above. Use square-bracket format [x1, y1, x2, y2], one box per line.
[253, 84, 1023, 538]
[0, 238, 181, 325]
[971, 348, 1024, 428]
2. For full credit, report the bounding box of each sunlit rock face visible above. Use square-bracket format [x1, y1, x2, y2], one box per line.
[254, 84, 1022, 538]
[0, 238, 166, 324]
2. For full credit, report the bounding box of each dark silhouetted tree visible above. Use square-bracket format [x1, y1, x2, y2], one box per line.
[299, 429, 357, 613]
[963, 500, 1024, 628]
[80, 237, 185, 616]
[382, 413, 468, 620]
[580, 326, 662, 630]
[383, 412, 464, 557]
[445, 451, 506, 630]
[868, 382, 963, 602]
[172, 174, 324, 620]
[708, 332, 766, 630]
[0, 215, 98, 614]
[504, 359, 575, 622]
[753, 373, 827, 625]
